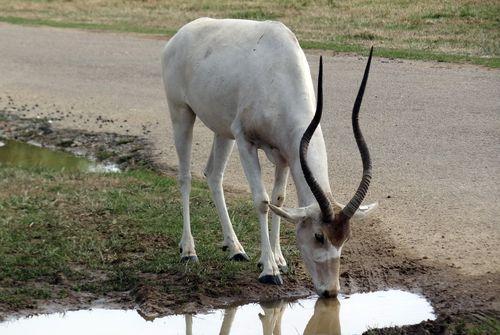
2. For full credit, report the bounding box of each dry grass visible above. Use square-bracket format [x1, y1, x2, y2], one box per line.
[0, 0, 498, 61]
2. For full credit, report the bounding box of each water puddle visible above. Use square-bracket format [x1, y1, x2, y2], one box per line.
[0, 290, 435, 334]
[0, 139, 119, 172]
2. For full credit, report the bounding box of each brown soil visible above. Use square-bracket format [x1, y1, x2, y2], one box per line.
[1, 114, 498, 333]
[345, 218, 499, 333]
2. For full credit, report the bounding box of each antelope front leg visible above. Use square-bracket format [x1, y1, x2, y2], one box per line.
[235, 136, 282, 285]
[270, 163, 289, 273]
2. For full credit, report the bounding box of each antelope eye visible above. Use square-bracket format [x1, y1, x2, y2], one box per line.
[314, 233, 325, 244]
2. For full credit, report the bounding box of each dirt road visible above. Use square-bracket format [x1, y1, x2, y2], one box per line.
[1, 23, 499, 279]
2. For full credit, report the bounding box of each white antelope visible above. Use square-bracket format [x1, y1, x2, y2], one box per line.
[161, 18, 377, 297]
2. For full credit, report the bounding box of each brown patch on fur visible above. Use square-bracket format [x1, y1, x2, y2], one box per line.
[323, 214, 351, 249]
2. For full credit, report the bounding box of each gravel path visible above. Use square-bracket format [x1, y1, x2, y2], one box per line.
[1, 23, 499, 277]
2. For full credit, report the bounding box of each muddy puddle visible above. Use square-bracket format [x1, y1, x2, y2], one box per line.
[0, 290, 434, 334]
[0, 139, 119, 172]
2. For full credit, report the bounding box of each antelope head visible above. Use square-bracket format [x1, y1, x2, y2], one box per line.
[269, 48, 377, 297]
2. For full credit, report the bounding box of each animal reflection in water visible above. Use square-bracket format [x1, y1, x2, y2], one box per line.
[184, 298, 340, 335]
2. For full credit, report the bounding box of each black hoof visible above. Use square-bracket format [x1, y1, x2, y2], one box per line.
[278, 265, 289, 274]
[180, 255, 199, 262]
[179, 247, 183, 254]
[258, 275, 283, 285]
[231, 253, 250, 262]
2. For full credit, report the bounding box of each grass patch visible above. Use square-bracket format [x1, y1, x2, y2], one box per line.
[0, 15, 177, 36]
[229, 9, 279, 20]
[95, 147, 114, 161]
[466, 317, 500, 334]
[364, 315, 500, 334]
[0, 1, 499, 67]
[301, 40, 500, 68]
[0, 166, 300, 310]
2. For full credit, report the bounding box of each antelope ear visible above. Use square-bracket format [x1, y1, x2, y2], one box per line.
[268, 203, 309, 224]
[333, 201, 378, 219]
[353, 202, 378, 219]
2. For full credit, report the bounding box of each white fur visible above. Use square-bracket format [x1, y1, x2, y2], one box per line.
[162, 18, 332, 280]
[313, 246, 342, 262]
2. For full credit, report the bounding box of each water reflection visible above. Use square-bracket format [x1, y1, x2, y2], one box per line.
[180, 290, 434, 335]
[258, 301, 287, 335]
[142, 299, 337, 335]
[220, 308, 237, 334]
[0, 290, 435, 334]
[0, 139, 119, 172]
[304, 298, 340, 335]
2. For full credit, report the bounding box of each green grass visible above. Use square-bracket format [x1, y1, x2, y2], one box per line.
[0, 0, 498, 67]
[0, 15, 177, 35]
[229, 9, 279, 20]
[301, 40, 500, 68]
[465, 317, 500, 335]
[364, 315, 500, 334]
[0, 166, 300, 309]
[95, 147, 115, 161]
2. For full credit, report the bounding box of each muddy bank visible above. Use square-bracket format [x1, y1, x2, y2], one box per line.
[344, 218, 499, 333]
[0, 112, 499, 332]
[341, 216, 499, 314]
[0, 110, 160, 172]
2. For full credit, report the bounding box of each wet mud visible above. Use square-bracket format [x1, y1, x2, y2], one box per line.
[0, 111, 498, 333]
[0, 111, 159, 172]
